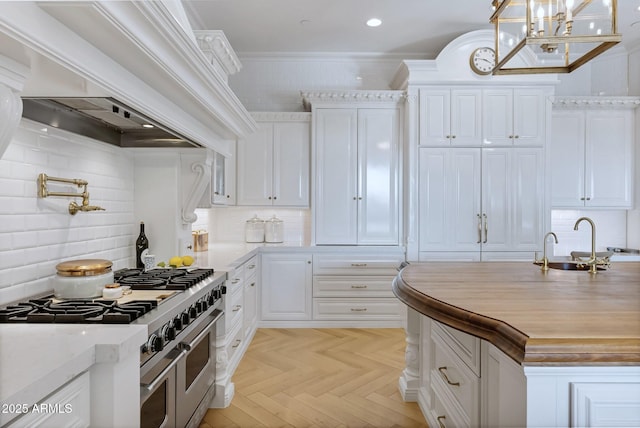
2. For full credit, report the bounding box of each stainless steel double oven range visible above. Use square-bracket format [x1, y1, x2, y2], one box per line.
[0, 266, 226, 428]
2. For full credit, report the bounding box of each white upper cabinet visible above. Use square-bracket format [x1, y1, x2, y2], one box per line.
[550, 106, 634, 208]
[419, 88, 482, 146]
[237, 115, 310, 207]
[482, 88, 546, 146]
[315, 107, 400, 245]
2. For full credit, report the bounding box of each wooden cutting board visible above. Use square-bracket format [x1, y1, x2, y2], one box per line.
[52, 290, 177, 304]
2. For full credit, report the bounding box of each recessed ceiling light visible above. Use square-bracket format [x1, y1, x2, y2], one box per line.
[366, 18, 382, 27]
[142, 124, 154, 128]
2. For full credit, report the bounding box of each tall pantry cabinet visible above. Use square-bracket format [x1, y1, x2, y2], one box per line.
[304, 91, 404, 246]
[413, 85, 552, 261]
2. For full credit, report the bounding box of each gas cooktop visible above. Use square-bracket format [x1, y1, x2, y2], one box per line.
[0, 298, 158, 324]
[113, 267, 215, 290]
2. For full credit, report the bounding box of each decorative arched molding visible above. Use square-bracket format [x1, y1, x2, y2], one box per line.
[300, 90, 406, 110]
[552, 96, 640, 109]
[0, 55, 29, 160]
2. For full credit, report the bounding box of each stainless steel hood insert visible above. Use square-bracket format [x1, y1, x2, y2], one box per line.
[22, 97, 201, 148]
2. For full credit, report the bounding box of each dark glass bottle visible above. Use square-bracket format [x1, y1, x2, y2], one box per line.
[135, 221, 149, 269]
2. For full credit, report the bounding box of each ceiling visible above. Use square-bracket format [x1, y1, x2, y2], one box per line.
[183, 0, 640, 58]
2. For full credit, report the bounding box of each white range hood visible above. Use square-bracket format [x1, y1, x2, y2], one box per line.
[0, 0, 256, 158]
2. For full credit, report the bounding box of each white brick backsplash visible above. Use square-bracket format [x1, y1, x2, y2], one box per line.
[196, 206, 311, 244]
[551, 210, 628, 256]
[0, 119, 137, 305]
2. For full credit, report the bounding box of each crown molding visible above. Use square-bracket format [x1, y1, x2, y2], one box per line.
[251, 112, 311, 122]
[552, 96, 640, 109]
[193, 30, 242, 79]
[300, 90, 405, 110]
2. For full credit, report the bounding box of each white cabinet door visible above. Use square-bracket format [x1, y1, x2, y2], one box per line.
[315, 108, 400, 245]
[513, 89, 546, 147]
[483, 89, 545, 146]
[585, 110, 633, 208]
[419, 88, 482, 146]
[315, 108, 359, 245]
[237, 121, 310, 206]
[237, 124, 273, 205]
[482, 148, 511, 251]
[482, 148, 544, 253]
[357, 108, 400, 245]
[419, 148, 481, 252]
[550, 109, 633, 208]
[419, 148, 543, 257]
[550, 111, 585, 207]
[261, 253, 312, 321]
[273, 121, 310, 206]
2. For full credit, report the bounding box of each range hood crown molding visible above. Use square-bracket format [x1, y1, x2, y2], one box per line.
[0, 1, 256, 156]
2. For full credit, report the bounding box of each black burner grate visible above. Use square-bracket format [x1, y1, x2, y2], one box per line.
[113, 268, 214, 290]
[0, 298, 158, 324]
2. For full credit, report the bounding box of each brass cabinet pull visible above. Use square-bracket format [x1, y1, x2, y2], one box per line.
[247, 264, 256, 269]
[451, 135, 456, 139]
[477, 214, 482, 243]
[233, 305, 242, 312]
[250, 282, 255, 287]
[438, 366, 460, 386]
[232, 339, 241, 348]
[483, 213, 488, 244]
[350, 308, 367, 312]
[351, 285, 368, 289]
[231, 278, 240, 284]
[351, 263, 367, 267]
[437, 415, 446, 428]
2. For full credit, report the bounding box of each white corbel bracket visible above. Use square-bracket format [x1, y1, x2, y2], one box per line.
[0, 55, 29, 160]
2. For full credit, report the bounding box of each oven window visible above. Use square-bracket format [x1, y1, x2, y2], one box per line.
[141, 382, 168, 428]
[185, 332, 210, 389]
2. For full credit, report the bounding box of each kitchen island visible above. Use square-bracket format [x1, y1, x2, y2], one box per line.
[393, 262, 640, 427]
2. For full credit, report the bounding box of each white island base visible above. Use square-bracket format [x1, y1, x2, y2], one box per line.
[400, 309, 640, 428]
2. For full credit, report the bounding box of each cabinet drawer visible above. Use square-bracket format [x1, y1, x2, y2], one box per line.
[227, 266, 245, 295]
[433, 321, 481, 376]
[225, 321, 244, 363]
[225, 287, 244, 331]
[430, 378, 471, 428]
[244, 256, 258, 279]
[313, 298, 403, 320]
[313, 254, 403, 275]
[313, 276, 395, 297]
[431, 331, 480, 423]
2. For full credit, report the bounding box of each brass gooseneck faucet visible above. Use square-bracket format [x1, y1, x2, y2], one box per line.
[37, 173, 105, 215]
[541, 232, 558, 271]
[573, 216, 598, 274]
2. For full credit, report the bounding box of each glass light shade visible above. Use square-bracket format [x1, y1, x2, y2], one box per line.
[490, 0, 621, 74]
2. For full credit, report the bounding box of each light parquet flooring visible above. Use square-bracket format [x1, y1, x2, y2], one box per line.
[199, 328, 428, 428]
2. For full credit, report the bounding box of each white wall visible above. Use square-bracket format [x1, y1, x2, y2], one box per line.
[229, 54, 402, 111]
[0, 120, 136, 305]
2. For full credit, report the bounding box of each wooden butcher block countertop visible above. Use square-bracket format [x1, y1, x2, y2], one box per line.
[393, 262, 640, 365]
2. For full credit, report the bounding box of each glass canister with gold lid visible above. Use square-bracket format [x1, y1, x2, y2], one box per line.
[54, 258, 114, 299]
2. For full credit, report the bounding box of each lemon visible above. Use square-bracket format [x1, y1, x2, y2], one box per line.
[181, 255, 195, 267]
[169, 256, 183, 267]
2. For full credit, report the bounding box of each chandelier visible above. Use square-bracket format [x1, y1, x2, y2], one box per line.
[490, 0, 621, 74]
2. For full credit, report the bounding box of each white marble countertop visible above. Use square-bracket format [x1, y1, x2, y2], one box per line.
[0, 323, 146, 425]
[194, 241, 406, 272]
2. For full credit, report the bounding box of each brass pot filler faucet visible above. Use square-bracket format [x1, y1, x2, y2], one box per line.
[37, 173, 105, 215]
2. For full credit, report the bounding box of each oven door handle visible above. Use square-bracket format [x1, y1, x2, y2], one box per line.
[140, 349, 187, 391]
[179, 310, 223, 352]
